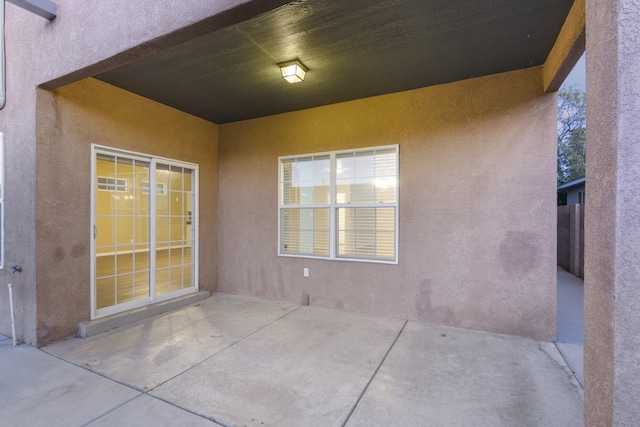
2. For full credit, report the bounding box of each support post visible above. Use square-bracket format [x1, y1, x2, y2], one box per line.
[585, 0, 640, 425]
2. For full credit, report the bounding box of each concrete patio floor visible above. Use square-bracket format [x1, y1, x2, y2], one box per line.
[556, 266, 585, 387]
[1, 293, 583, 426]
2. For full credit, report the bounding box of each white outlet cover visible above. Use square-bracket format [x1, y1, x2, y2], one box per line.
[303, 268, 309, 277]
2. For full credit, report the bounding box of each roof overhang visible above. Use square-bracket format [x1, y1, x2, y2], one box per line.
[47, 0, 585, 124]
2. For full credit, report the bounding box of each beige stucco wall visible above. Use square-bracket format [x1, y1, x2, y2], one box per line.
[35, 78, 218, 343]
[0, 0, 286, 345]
[218, 66, 558, 341]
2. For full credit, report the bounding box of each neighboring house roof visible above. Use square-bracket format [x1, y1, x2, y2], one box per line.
[558, 177, 585, 190]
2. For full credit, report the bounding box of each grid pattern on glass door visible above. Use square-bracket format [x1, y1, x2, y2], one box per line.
[155, 163, 195, 295]
[93, 148, 198, 317]
[94, 153, 151, 309]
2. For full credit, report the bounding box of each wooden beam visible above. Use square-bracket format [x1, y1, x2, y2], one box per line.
[542, 0, 585, 92]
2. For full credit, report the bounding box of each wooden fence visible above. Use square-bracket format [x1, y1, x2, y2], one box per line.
[557, 204, 584, 278]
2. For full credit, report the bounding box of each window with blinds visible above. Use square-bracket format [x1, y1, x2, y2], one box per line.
[279, 145, 398, 263]
[97, 176, 127, 192]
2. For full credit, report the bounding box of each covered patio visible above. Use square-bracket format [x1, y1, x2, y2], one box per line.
[2, 293, 582, 426]
[1, 0, 638, 424]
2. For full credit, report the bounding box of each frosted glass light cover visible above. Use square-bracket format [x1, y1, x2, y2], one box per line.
[279, 60, 308, 83]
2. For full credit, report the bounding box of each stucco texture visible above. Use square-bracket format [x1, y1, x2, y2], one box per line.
[0, 0, 285, 346]
[35, 78, 218, 343]
[585, 0, 640, 425]
[218, 66, 558, 341]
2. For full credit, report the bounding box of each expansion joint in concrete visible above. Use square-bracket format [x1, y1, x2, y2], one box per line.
[39, 304, 304, 426]
[554, 342, 584, 389]
[142, 393, 227, 427]
[341, 319, 409, 427]
[81, 394, 145, 426]
[147, 305, 303, 393]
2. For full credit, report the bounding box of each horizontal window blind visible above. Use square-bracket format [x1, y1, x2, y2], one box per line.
[279, 145, 398, 263]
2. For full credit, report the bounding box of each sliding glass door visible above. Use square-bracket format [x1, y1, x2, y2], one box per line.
[92, 146, 198, 318]
[154, 163, 195, 297]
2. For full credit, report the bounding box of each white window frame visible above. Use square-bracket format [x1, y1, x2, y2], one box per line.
[90, 144, 199, 319]
[278, 144, 399, 265]
[0, 132, 4, 269]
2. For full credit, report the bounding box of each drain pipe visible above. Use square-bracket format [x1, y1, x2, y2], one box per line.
[1, 0, 6, 111]
[0, 1, 57, 111]
[8, 283, 16, 346]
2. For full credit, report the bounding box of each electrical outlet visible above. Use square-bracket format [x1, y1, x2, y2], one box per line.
[303, 268, 309, 277]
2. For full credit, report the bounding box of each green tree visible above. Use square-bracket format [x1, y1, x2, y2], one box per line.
[557, 85, 586, 186]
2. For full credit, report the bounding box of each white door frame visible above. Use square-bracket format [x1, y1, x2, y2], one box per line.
[90, 144, 199, 319]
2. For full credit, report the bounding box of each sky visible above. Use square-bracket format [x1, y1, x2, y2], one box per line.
[561, 53, 586, 91]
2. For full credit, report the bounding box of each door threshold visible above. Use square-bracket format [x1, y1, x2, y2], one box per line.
[78, 291, 210, 339]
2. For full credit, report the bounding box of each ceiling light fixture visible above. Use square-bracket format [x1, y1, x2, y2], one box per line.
[278, 59, 308, 83]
